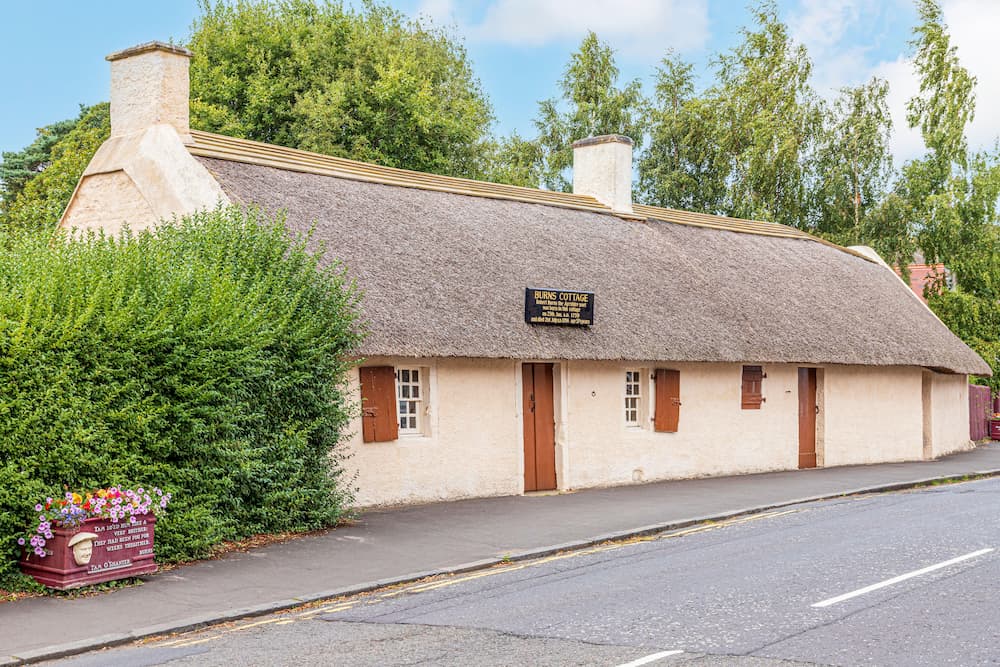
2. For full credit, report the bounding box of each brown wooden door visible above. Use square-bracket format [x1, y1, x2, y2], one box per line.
[654, 369, 681, 432]
[798, 367, 817, 469]
[522, 363, 557, 491]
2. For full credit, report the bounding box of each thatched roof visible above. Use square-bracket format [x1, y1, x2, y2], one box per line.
[189, 132, 989, 375]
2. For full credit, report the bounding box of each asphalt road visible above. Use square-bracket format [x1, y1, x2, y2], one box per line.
[47, 477, 1000, 666]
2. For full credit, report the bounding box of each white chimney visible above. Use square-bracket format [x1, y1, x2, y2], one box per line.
[572, 134, 634, 214]
[106, 41, 193, 140]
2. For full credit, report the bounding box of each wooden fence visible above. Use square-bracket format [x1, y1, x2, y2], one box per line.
[969, 384, 991, 441]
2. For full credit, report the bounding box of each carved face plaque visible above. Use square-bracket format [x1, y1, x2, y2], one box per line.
[68, 532, 98, 566]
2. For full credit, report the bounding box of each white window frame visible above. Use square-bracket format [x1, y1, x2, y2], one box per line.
[625, 369, 642, 427]
[395, 367, 424, 435]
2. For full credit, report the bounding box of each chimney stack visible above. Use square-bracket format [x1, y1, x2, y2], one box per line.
[571, 134, 634, 214]
[106, 41, 193, 140]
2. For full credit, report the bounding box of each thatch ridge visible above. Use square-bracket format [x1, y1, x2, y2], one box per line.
[197, 156, 990, 376]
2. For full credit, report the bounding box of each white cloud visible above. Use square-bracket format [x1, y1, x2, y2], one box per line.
[464, 0, 710, 59]
[789, 0, 872, 94]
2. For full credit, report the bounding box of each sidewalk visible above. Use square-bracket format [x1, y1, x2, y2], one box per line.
[5, 445, 1000, 664]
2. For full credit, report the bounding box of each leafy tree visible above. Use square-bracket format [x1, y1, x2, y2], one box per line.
[0, 104, 110, 234]
[188, 0, 493, 176]
[534, 32, 645, 192]
[478, 132, 544, 188]
[811, 78, 894, 246]
[900, 0, 1000, 386]
[638, 52, 727, 213]
[0, 114, 79, 213]
[706, 1, 821, 227]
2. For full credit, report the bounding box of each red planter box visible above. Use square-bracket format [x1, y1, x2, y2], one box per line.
[990, 419, 1000, 441]
[19, 516, 157, 590]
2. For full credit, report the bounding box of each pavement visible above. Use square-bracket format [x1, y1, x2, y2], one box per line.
[4, 444, 1000, 665]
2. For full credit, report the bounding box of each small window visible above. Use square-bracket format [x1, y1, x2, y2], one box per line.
[741, 365, 764, 410]
[625, 370, 642, 426]
[396, 368, 423, 433]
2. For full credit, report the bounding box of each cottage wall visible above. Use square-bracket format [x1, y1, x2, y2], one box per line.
[822, 365, 924, 466]
[346, 358, 969, 507]
[346, 357, 522, 507]
[928, 371, 973, 458]
[561, 361, 799, 487]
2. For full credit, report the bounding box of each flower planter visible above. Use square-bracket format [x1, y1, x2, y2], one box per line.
[19, 516, 158, 590]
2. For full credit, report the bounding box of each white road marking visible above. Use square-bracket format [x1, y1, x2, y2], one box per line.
[615, 649, 684, 666]
[812, 547, 994, 608]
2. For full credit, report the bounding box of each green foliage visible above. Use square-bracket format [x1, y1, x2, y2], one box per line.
[534, 31, 645, 192]
[0, 104, 110, 234]
[477, 133, 544, 188]
[0, 207, 361, 589]
[706, 1, 821, 227]
[907, 0, 976, 175]
[189, 0, 493, 176]
[896, 0, 1000, 386]
[812, 79, 894, 246]
[638, 52, 727, 213]
[0, 114, 79, 212]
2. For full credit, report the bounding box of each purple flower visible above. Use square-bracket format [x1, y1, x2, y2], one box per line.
[34, 547, 44, 557]
[34, 504, 42, 512]
[17, 538, 24, 546]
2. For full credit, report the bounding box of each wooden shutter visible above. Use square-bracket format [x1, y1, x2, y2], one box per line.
[359, 366, 398, 443]
[741, 365, 763, 410]
[654, 369, 681, 432]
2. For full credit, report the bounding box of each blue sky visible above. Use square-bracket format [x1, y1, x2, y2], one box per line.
[3, 1, 997, 165]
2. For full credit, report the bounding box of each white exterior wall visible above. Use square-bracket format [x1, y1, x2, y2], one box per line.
[347, 358, 970, 507]
[822, 365, 924, 466]
[561, 361, 799, 487]
[346, 357, 522, 507]
[928, 372, 973, 458]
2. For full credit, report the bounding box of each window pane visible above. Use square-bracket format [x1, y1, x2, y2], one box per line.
[412, 385, 420, 398]
[401, 385, 410, 398]
[409, 402, 417, 414]
[412, 370, 419, 382]
[400, 369, 410, 382]
[399, 400, 407, 414]
[408, 416, 417, 429]
[399, 417, 406, 429]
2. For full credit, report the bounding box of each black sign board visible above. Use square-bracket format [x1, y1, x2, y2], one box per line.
[525, 288, 594, 326]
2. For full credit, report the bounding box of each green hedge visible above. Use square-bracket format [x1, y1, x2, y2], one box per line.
[0, 208, 362, 589]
